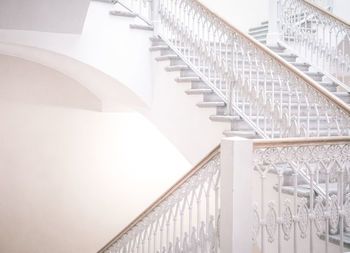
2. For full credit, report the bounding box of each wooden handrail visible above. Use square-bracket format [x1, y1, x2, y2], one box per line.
[97, 136, 350, 252]
[301, 0, 350, 27]
[194, 0, 350, 115]
[254, 136, 350, 148]
[97, 144, 220, 253]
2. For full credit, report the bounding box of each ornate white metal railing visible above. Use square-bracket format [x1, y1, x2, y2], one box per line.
[253, 137, 350, 253]
[98, 147, 221, 253]
[117, 0, 153, 24]
[277, 0, 350, 87]
[157, 0, 350, 139]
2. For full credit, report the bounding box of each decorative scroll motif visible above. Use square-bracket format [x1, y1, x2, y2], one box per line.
[103, 155, 221, 253]
[297, 198, 309, 238]
[282, 200, 293, 240]
[314, 196, 326, 234]
[329, 195, 339, 234]
[278, 0, 350, 87]
[158, 0, 350, 139]
[253, 142, 350, 253]
[266, 202, 278, 242]
[252, 204, 260, 243]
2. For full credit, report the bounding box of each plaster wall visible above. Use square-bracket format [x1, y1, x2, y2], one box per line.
[0, 55, 191, 253]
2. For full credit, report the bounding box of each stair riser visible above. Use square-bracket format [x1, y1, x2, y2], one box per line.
[249, 25, 268, 32]
[249, 30, 268, 37]
[279, 54, 298, 62]
[335, 95, 350, 103]
[306, 73, 323, 82]
[292, 64, 311, 71]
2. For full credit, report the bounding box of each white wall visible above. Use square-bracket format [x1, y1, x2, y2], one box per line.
[0, 55, 191, 253]
[199, 0, 269, 32]
[0, 0, 90, 33]
[333, 0, 350, 22]
[0, 1, 154, 108]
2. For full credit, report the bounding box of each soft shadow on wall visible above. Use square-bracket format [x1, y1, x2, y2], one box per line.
[0, 55, 191, 253]
[0, 54, 102, 111]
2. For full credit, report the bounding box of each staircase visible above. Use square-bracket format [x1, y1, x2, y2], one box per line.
[249, 21, 350, 106]
[101, 0, 350, 140]
[93, 0, 350, 252]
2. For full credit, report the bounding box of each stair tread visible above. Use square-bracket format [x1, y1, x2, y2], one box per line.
[249, 25, 268, 32]
[185, 88, 213, 95]
[165, 65, 189, 71]
[197, 101, 225, 108]
[149, 45, 169, 51]
[209, 115, 241, 122]
[175, 76, 201, 82]
[155, 55, 179, 61]
[109, 10, 137, 17]
[130, 24, 154, 31]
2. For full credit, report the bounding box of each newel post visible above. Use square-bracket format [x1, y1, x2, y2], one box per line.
[266, 0, 280, 46]
[151, 0, 161, 35]
[220, 137, 253, 253]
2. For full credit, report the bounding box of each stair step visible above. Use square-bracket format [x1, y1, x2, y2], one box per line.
[130, 24, 154, 31]
[185, 89, 213, 95]
[197, 101, 226, 108]
[223, 130, 258, 138]
[165, 65, 189, 72]
[319, 82, 338, 91]
[278, 53, 298, 62]
[175, 76, 201, 83]
[249, 24, 268, 32]
[149, 45, 169, 52]
[291, 62, 311, 71]
[268, 46, 286, 53]
[253, 34, 267, 40]
[249, 29, 268, 36]
[155, 55, 179, 61]
[334, 92, 350, 103]
[209, 115, 240, 122]
[305, 71, 324, 81]
[109, 10, 137, 17]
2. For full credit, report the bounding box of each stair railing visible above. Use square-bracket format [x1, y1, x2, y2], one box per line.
[116, 0, 153, 25]
[98, 137, 350, 253]
[155, 0, 350, 139]
[253, 137, 350, 253]
[277, 0, 350, 87]
[97, 146, 221, 253]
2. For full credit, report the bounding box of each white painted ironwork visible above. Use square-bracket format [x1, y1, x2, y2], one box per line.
[117, 0, 153, 24]
[253, 139, 350, 253]
[100, 153, 221, 253]
[157, 0, 350, 139]
[277, 0, 350, 87]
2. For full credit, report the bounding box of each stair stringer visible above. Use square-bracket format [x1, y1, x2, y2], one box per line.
[144, 49, 230, 164]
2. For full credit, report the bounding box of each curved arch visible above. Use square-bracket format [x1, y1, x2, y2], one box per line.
[0, 42, 147, 112]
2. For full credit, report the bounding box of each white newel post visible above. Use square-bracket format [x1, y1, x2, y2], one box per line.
[151, 0, 161, 35]
[266, 0, 280, 46]
[220, 137, 253, 253]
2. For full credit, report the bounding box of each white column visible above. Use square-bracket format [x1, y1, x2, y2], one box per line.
[266, 0, 280, 46]
[220, 137, 253, 253]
